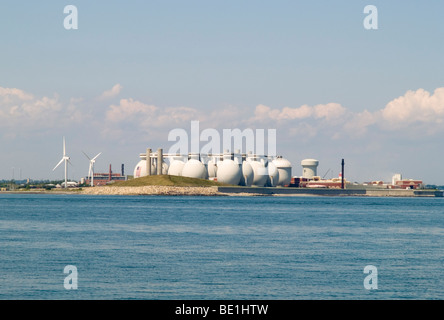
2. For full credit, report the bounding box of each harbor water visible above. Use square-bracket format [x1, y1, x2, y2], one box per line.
[0, 194, 443, 299]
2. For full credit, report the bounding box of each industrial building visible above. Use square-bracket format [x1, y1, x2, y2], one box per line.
[133, 148, 293, 187]
[85, 164, 127, 186]
[132, 148, 425, 191]
[132, 148, 353, 189]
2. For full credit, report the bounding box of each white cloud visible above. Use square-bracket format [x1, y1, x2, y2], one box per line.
[343, 110, 378, 136]
[381, 87, 444, 128]
[313, 103, 346, 121]
[0, 88, 61, 124]
[98, 84, 123, 100]
[252, 103, 346, 122]
[0, 87, 85, 136]
[106, 98, 158, 122]
[105, 98, 201, 131]
[0, 87, 34, 103]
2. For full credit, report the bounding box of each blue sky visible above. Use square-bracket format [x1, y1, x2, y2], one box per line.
[1, 1, 444, 184]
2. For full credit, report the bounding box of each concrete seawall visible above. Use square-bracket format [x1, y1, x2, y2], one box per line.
[74, 185, 443, 197]
[215, 186, 444, 197]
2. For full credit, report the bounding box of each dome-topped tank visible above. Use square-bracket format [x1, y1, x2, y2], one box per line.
[181, 159, 206, 179]
[133, 160, 154, 178]
[216, 159, 242, 185]
[266, 161, 280, 187]
[272, 157, 292, 186]
[207, 159, 217, 178]
[133, 160, 168, 177]
[240, 161, 254, 186]
[249, 160, 268, 187]
[168, 159, 185, 176]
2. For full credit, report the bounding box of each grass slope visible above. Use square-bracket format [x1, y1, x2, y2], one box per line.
[109, 175, 230, 187]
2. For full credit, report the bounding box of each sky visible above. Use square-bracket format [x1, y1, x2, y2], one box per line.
[1, 0, 444, 184]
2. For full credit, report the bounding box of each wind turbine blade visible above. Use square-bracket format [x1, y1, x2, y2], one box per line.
[67, 159, 73, 167]
[53, 158, 64, 171]
[88, 164, 93, 179]
[82, 151, 91, 160]
[63, 137, 66, 156]
[92, 152, 102, 161]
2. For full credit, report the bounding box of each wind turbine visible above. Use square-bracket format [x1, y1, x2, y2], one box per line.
[83, 151, 102, 187]
[53, 137, 71, 188]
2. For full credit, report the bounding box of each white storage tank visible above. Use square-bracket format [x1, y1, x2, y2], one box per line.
[160, 162, 169, 175]
[207, 159, 217, 178]
[181, 159, 207, 179]
[301, 159, 319, 179]
[249, 159, 268, 187]
[266, 161, 280, 187]
[272, 157, 292, 186]
[240, 161, 254, 186]
[133, 160, 168, 177]
[216, 159, 242, 185]
[133, 160, 154, 178]
[168, 159, 185, 176]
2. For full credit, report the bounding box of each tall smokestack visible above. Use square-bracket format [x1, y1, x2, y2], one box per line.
[157, 148, 163, 175]
[109, 164, 112, 181]
[121, 164, 124, 176]
[146, 148, 152, 176]
[341, 159, 345, 189]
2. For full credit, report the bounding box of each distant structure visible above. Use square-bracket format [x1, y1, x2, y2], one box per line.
[392, 173, 402, 185]
[133, 148, 293, 187]
[85, 164, 127, 186]
[52, 137, 71, 188]
[301, 159, 319, 179]
[391, 178, 423, 190]
[364, 173, 423, 189]
[290, 158, 349, 189]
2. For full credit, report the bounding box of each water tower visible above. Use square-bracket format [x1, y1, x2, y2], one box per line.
[301, 159, 319, 179]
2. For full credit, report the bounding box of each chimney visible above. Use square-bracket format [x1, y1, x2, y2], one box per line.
[341, 159, 345, 189]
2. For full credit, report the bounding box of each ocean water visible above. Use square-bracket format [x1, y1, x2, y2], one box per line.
[0, 194, 442, 300]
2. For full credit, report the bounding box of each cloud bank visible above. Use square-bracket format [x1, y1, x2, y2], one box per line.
[2, 85, 444, 142]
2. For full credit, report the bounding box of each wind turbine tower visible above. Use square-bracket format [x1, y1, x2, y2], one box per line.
[53, 137, 71, 188]
[83, 151, 102, 187]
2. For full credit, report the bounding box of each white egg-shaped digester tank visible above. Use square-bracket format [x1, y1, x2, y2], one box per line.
[248, 158, 268, 187]
[216, 157, 242, 185]
[240, 161, 254, 186]
[161, 162, 169, 175]
[207, 159, 217, 178]
[181, 155, 207, 179]
[266, 161, 280, 187]
[168, 157, 185, 176]
[272, 157, 292, 186]
[133, 160, 156, 178]
[154, 160, 169, 175]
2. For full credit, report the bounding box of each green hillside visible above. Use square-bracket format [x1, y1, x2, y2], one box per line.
[109, 175, 230, 187]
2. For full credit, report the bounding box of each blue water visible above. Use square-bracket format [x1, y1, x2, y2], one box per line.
[0, 194, 442, 300]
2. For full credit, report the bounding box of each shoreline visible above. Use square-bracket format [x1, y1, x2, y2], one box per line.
[2, 185, 443, 197]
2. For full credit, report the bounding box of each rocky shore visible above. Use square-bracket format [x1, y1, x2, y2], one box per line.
[80, 185, 221, 196]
